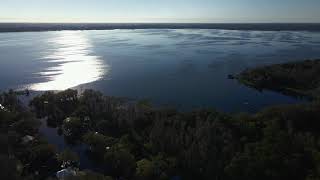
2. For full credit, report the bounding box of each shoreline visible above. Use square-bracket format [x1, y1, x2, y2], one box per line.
[235, 59, 320, 100]
[4, 88, 320, 179]
[3, 59, 320, 179]
[1, 23, 320, 33]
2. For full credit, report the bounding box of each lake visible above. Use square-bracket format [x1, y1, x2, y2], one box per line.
[1, 28, 320, 112]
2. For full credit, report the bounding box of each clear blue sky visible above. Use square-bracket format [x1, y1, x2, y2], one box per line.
[1, 0, 320, 23]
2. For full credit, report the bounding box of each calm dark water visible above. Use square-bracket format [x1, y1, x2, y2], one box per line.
[39, 119, 102, 171]
[2, 27, 320, 171]
[1, 29, 320, 112]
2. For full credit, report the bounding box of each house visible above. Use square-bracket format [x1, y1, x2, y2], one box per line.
[21, 135, 34, 145]
[56, 167, 77, 180]
[0, 104, 5, 111]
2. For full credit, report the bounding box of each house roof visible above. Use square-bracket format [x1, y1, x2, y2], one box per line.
[56, 168, 76, 180]
[22, 135, 34, 144]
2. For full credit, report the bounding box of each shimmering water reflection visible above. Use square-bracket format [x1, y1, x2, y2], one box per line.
[1, 29, 320, 112]
[28, 31, 106, 91]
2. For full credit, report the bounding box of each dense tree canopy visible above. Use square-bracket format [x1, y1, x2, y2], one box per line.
[237, 59, 320, 99]
[3, 60, 320, 179]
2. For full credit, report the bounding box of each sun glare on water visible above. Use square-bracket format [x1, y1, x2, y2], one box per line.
[29, 31, 106, 91]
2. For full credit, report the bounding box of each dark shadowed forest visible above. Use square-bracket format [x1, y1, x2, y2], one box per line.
[2, 59, 320, 180]
[237, 59, 320, 99]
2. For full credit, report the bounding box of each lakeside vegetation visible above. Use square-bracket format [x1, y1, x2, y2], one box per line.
[1, 89, 320, 180]
[236, 59, 320, 99]
[2, 59, 320, 180]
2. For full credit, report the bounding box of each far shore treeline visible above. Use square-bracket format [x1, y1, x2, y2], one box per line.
[2, 59, 320, 180]
[1, 23, 320, 33]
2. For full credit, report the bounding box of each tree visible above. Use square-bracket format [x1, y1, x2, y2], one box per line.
[58, 149, 80, 168]
[136, 159, 154, 180]
[63, 117, 86, 138]
[28, 143, 59, 179]
[56, 89, 78, 116]
[225, 120, 312, 180]
[66, 170, 114, 180]
[104, 149, 136, 178]
[83, 132, 115, 156]
[0, 155, 23, 180]
[11, 114, 41, 135]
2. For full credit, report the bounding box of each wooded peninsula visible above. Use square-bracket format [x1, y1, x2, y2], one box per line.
[2, 59, 320, 180]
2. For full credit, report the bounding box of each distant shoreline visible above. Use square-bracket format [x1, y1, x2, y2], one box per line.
[235, 59, 320, 100]
[1, 23, 320, 33]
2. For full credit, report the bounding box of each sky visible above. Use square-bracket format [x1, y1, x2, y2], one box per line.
[1, 0, 320, 23]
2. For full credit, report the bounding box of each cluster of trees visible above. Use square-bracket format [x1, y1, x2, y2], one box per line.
[1, 90, 58, 179]
[0, 57, 320, 180]
[0, 91, 113, 180]
[3, 57, 320, 180]
[24, 88, 320, 180]
[237, 59, 320, 98]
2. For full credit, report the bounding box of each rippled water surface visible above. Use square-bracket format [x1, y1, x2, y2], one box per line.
[1, 29, 320, 112]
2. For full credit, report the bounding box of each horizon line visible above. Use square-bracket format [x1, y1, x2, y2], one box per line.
[1, 22, 320, 24]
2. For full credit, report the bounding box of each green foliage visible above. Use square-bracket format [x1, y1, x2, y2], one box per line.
[96, 120, 119, 137]
[66, 170, 114, 180]
[104, 148, 136, 178]
[83, 132, 115, 156]
[0, 90, 23, 112]
[3, 59, 320, 179]
[63, 117, 87, 138]
[58, 149, 80, 166]
[238, 59, 320, 99]
[27, 143, 59, 179]
[225, 127, 310, 180]
[137, 99, 152, 109]
[13, 86, 320, 180]
[30, 89, 78, 124]
[0, 110, 15, 131]
[77, 89, 121, 120]
[30, 144, 56, 163]
[136, 159, 154, 179]
[135, 155, 175, 180]
[0, 155, 23, 180]
[11, 113, 41, 135]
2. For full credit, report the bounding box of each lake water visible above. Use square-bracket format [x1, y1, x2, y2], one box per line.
[1, 29, 320, 112]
